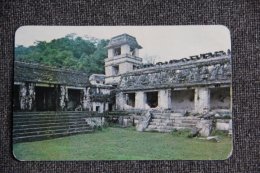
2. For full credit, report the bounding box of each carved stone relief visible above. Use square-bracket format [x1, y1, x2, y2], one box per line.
[119, 62, 231, 89]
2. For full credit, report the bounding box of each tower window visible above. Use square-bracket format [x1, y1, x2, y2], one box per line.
[114, 48, 121, 56]
[130, 47, 135, 55]
[112, 65, 119, 75]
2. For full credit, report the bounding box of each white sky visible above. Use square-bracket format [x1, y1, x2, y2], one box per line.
[15, 25, 231, 62]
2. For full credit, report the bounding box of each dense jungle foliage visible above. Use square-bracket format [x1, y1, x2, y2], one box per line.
[15, 34, 109, 74]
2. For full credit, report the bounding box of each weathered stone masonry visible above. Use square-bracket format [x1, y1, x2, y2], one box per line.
[14, 33, 232, 137]
[14, 61, 114, 112]
[103, 34, 232, 114]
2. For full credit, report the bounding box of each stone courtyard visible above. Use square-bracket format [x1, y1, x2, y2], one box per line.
[13, 33, 232, 142]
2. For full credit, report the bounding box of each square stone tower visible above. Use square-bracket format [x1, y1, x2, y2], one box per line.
[104, 34, 142, 85]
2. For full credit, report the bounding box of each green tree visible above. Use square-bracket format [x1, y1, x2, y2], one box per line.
[15, 34, 109, 74]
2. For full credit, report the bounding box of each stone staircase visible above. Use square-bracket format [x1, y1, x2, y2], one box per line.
[13, 112, 93, 143]
[145, 112, 201, 133]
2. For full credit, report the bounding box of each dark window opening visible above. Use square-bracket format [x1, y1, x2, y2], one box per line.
[210, 87, 230, 109]
[126, 93, 135, 107]
[114, 48, 121, 56]
[112, 65, 119, 75]
[96, 106, 100, 112]
[67, 89, 81, 111]
[146, 92, 158, 108]
[171, 89, 195, 110]
[130, 47, 135, 55]
[109, 104, 113, 111]
[13, 85, 20, 111]
[35, 86, 56, 111]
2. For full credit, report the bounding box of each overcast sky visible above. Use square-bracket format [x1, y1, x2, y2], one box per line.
[15, 25, 231, 62]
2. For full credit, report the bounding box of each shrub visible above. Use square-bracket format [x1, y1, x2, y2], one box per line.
[171, 128, 193, 138]
[91, 119, 103, 131]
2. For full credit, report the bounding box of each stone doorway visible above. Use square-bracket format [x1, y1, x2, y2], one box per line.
[171, 89, 195, 110]
[35, 86, 56, 111]
[210, 87, 230, 109]
[146, 92, 158, 108]
[67, 89, 82, 111]
[126, 93, 135, 107]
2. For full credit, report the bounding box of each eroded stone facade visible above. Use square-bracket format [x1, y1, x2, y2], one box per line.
[14, 33, 231, 116]
[103, 34, 231, 114]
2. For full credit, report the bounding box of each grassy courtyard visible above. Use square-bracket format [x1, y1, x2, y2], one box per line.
[13, 127, 232, 161]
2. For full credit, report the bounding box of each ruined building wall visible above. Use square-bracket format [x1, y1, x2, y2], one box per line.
[171, 90, 194, 110]
[118, 56, 231, 91]
[116, 55, 231, 113]
[14, 61, 114, 112]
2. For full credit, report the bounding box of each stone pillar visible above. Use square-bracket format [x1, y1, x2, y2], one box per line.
[60, 85, 67, 111]
[82, 88, 91, 111]
[135, 91, 146, 109]
[158, 89, 171, 109]
[108, 48, 114, 58]
[134, 48, 139, 56]
[116, 92, 126, 110]
[105, 66, 113, 76]
[19, 82, 27, 110]
[27, 83, 35, 111]
[121, 44, 130, 54]
[195, 87, 210, 114]
[105, 103, 109, 111]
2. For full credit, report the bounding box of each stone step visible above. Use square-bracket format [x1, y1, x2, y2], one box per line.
[169, 116, 200, 120]
[13, 112, 95, 143]
[13, 124, 91, 134]
[13, 115, 88, 121]
[13, 127, 92, 138]
[13, 118, 87, 125]
[170, 113, 184, 117]
[148, 123, 196, 129]
[13, 121, 86, 129]
[181, 120, 200, 124]
[150, 122, 174, 126]
[13, 129, 93, 143]
[145, 127, 192, 133]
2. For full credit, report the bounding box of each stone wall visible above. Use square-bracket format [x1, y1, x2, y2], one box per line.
[118, 56, 231, 91]
[14, 61, 114, 112]
[171, 89, 194, 110]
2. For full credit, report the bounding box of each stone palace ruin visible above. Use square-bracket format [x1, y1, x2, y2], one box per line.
[13, 34, 232, 142]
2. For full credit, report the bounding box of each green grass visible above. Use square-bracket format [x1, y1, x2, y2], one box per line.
[13, 127, 232, 161]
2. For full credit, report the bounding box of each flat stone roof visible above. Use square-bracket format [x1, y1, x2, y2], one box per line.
[14, 61, 91, 86]
[104, 33, 142, 49]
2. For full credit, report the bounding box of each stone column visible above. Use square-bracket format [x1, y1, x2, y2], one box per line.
[158, 89, 171, 109]
[108, 48, 114, 58]
[121, 44, 130, 54]
[194, 87, 210, 114]
[135, 91, 146, 109]
[60, 85, 67, 111]
[82, 88, 89, 111]
[134, 48, 139, 56]
[19, 82, 27, 110]
[27, 83, 35, 111]
[116, 92, 126, 110]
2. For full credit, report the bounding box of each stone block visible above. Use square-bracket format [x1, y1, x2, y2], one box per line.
[196, 120, 213, 136]
[216, 122, 229, 131]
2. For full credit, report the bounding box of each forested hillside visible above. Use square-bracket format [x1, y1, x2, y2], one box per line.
[15, 34, 109, 74]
